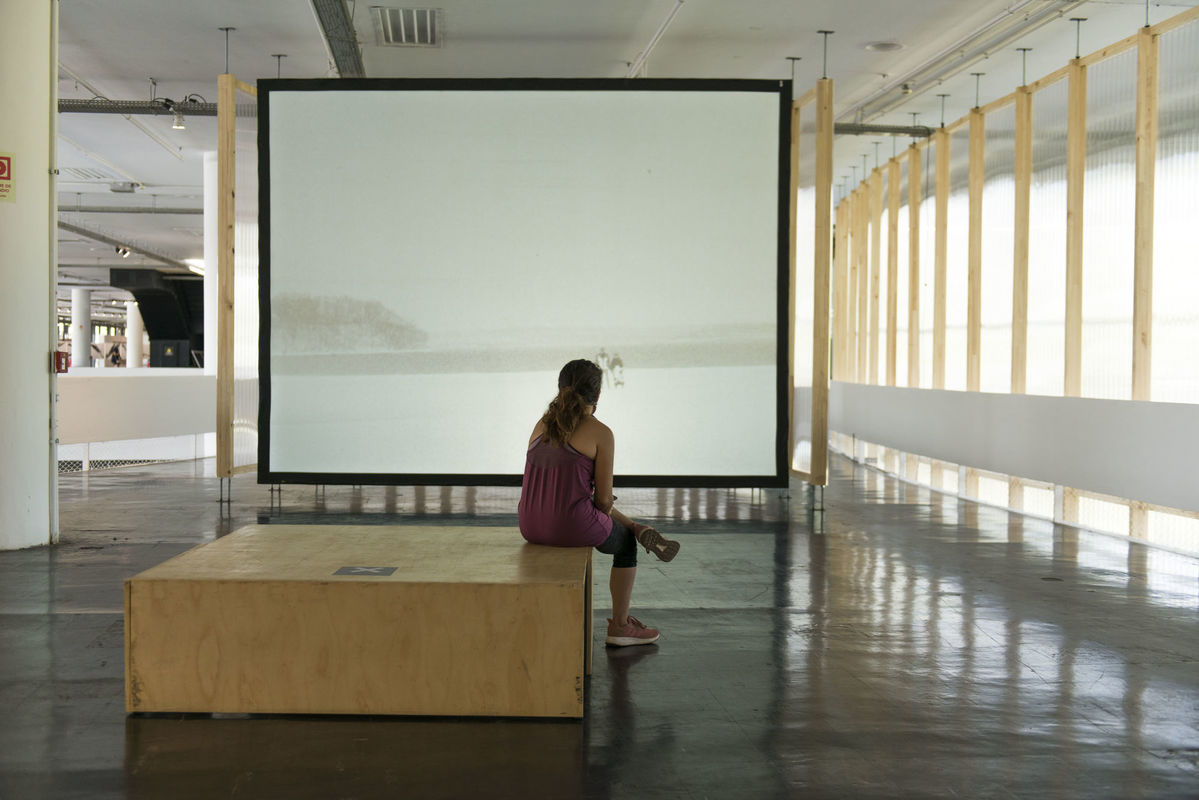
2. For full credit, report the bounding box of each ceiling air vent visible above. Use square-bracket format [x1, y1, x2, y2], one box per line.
[371, 7, 442, 47]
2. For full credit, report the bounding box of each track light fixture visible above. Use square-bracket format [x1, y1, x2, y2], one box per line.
[115, 246, 131, 258]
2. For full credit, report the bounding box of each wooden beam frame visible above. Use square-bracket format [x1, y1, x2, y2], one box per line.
[809, 78, 834, 485]
[1011, 88, 1032, 396]
[1064, 60, 1086, 400]
[856, 184, 870, 383]
[933, 130, 949, 390]
[906, 145, 921, 389]
[847, 190, 860, 382]
[967, 109, 984, 393]
[869, 168, 883, 384]
[1132, 27, 1158, 403]
[216, 74, 236, 479]
[886, 158, 900, 386]
[834, 200, 848, 381]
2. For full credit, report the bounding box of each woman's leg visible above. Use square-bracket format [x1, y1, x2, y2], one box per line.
[610, 566, 635, 626]
[611, 507, 681, 562]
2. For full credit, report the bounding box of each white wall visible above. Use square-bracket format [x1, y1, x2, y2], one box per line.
[828, 382, 1199, 514]
[0, 1, 57, 549]
[58, 370, 216, 445]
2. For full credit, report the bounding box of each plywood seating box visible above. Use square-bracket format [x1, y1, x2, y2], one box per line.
[124, 524, 593, 718]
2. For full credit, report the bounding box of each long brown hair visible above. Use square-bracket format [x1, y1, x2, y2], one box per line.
[540, 359, 603, 446]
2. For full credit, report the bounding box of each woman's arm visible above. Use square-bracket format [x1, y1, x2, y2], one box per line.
[592, 423, 615, 514]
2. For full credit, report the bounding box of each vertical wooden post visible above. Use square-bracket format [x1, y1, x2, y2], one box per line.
[907, 146, 921, 389]
[1130, 28, 1158, 536]
[847, 189, 860, 382]
[1010, 87, 1033, 511]
[834, 200, 849, 381]
[810, 78, 834, 485]
[967, 109, 984, 393]
[933, 130, 949, 390]
[856, 185, 870, 383]
[886, 159, 900, 386]
[1064, 60, 1086, 400]
[1132, 27, 1157, 403]
[869, 169, 883, 385]
[1062, 60, 1086, 523]
[963, 110, 985, 497]
[216, 74, 236, 480]
[905, 146, 921, 480]
[1011, 88, 1032, 396]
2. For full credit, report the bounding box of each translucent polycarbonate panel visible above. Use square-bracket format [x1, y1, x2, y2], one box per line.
[944, 126, 971, 391]
[233, 90, 259, 470]
[1023, 484, 1054, 519]
[1079, 494, 1130, 538]
[1148, 510, 1199, 554]
[981, 105, 1016, 394]
[895, 156, 910, 386]
[1027, 77, 1068, 397]
[791, 102, 817, 475]
[976, 474, 1009, 508]
[1152, 20, 1199, 404]
[1082, 49, 1137, 400]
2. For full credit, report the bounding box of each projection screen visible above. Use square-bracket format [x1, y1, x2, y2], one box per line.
[259, 79, 790, 486]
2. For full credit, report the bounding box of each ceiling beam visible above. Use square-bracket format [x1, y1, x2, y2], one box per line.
[57, 220, 192, 272]
[310, 0, 365, 78]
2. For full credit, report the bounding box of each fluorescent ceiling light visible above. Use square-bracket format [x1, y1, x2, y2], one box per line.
[185, 259, 205, 276]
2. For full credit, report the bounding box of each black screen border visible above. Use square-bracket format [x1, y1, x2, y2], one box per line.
[257, 77, 793, 488]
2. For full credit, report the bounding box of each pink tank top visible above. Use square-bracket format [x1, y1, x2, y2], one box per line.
[517, 435, 611, 547]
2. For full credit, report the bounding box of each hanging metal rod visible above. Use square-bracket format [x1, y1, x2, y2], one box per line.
[835, 123, 934, 138]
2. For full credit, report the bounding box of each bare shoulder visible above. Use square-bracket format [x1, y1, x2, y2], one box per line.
[581, 415, 613, 442]
[528, 419, 547, 447]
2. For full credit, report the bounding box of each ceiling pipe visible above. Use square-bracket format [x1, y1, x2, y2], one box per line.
[835, 123, 935, 138]
[844, 0, 1087, 123]
[57, 220, 192, 272]
[58, 63, 184, 160]
[58, 205, 202, 215]
[627, 0, 685, 78]
[59, 98, 219, 116]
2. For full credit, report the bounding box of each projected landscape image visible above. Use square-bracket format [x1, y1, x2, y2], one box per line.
[263, 82, 785, 481]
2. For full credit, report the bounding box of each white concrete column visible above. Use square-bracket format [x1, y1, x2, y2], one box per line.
[126, 300, 144, 368]
[0, 1, 57, 548]
[203, 150, 218, 375]
[70, 287, 91, 368]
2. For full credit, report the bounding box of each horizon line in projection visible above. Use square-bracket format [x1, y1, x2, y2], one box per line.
[271, 292, 773, 376]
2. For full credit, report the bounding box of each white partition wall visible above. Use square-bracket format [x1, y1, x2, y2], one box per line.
[259, 79, 791, 486]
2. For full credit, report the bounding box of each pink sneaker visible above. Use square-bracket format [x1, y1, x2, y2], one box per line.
[605, 615, 660, 647]
[632, 524, 680, 563]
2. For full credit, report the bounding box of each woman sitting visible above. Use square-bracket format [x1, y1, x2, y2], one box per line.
[517, 359, 680, 647]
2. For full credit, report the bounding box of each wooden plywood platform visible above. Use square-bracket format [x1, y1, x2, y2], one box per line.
[125, 524, 593, 718]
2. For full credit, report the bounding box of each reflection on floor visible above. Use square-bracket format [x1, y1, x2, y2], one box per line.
[1, 455, 1197, 798]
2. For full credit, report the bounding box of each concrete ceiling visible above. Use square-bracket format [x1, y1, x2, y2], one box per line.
[54, 0, 1197, 314]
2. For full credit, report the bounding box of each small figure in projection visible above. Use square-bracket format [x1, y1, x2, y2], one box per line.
[518, 359, 679, 647]
[594, 348, 625, 389]
[608, 353, 625, 387]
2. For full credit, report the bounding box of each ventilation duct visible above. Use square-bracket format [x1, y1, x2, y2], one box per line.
[371, 7, 442, 47]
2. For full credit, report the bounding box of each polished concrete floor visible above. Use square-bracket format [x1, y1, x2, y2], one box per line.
[1, 456, 1198, 798]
